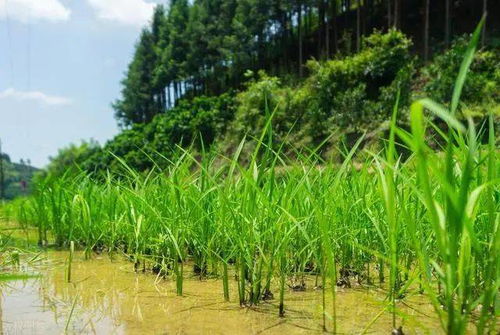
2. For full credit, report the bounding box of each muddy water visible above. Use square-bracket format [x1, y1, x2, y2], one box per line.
[0, 251, 444, 334]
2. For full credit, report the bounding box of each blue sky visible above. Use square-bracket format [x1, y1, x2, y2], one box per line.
[0, 0, 163, 167]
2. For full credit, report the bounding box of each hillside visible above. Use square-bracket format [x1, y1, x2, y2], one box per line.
[0, 153, 39, 200]
[47, 30, 499, 175]
[41, 1, 499, 176]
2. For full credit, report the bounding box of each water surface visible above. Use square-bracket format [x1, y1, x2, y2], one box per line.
[1, 251, 444, 334]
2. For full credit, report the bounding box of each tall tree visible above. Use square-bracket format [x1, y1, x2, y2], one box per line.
[387, 0, 391, 28]
[423, 0, 430, 61]
[151, 5, 168, 111]
[330, 0, 339, 54]
[356, 0, 361, 52]
[445, 0, 450, 47]
[297, 0, 304, 77]
[114, 29, 158, 126]
[111, 0, 498, 126]
[185, 2, 208, 94]
[165, 0, 190, 100]
[325, 0, 331, 56]
[318, 0, 326, 58]
[393, 0, 400, 29]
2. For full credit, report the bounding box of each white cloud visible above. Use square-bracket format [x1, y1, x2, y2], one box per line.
[0, 0, 71, 23]
[0, 88, 72, 106]
[87, 0, 155, 27]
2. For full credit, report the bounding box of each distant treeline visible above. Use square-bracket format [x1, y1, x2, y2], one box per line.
[113, 0, 497, 126]
[0, 153, 38, 200]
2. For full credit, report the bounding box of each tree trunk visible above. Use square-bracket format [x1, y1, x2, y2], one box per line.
[279, 0, 288, 71]
[424, 0, 430, 61]
[176, 81, 180, 103]
[161, 90, 166, 111]
[362, 0, 367, 36]
[394, 0, 399, 29]
[0, 288, 3, 335]
[298, 2, 303, 77]
[325, 0, 330, 56]
[332, 0, 338, 53]
[284, 11, 290, 72]
[356, 0, 361, 52]
[318, 0, 326, 58]
[305, 3, 311, 37]
[445, 0, 450, 47]
[387, 0, 392, 29]
[167, 84, 171, 109]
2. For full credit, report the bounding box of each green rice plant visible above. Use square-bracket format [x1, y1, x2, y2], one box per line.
[396, 16, 499, 334]
[374, 93, 402, 330]
[64, 293, 79, 334]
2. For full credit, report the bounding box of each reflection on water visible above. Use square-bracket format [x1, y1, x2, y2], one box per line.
[1, 251, 444, 334]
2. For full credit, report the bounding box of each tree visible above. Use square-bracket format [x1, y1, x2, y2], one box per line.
[164, 0, 190, 100]
[356, 0, 361, 52]
[151, 5, 168, 111]
[329, 0, 339, 54]
[445, 0, 451, 47]
[393, 0, 400, 29]
[387, 0, 391, 28]
[185, 2, 210, 95]
[297, 0, 304, 77]
[114, 28, 159, 126]
[46, 140, 101, 177]
[423, 0, 429, 61]
[110, 0, 498, 127]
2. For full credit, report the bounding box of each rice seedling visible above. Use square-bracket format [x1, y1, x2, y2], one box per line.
[66, 240, 74, 283]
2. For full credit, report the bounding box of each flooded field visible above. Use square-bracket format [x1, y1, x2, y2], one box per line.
[0, 251, 446, 334]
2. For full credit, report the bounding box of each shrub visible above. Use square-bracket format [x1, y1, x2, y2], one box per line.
[83, 94, 235, 173]
[297, 29, 415, 145]
[225, 71, 296, 146]
[223, 31, 415, 153]
[152, 93, 235, 147]
[45, 140, 102, 177]
[419, 36, 500, 111]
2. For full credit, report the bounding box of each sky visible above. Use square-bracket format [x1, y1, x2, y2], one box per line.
[0, 0, 163, 167]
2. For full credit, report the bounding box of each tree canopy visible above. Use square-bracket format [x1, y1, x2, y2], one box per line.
[113, 0, 497, 127]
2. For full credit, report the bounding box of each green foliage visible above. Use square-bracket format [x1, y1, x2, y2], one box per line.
[45, 140, 101, 177]
[0, 155, 38, 200]
[84, 127, 151, 173]
[300, 30, 414, 141]
[113, 28, 161, 126]
[419, 37, 500, 113]
[154, 93, 235, 147]
[224, 31, 415, 151]
[62, 28, 498, 174]
[110, 0, 496, 128]
[227, 71, 295, 145]
[85, 94, 235, 173]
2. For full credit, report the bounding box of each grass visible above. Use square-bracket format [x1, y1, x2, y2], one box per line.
[2, 19, 498, 334]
